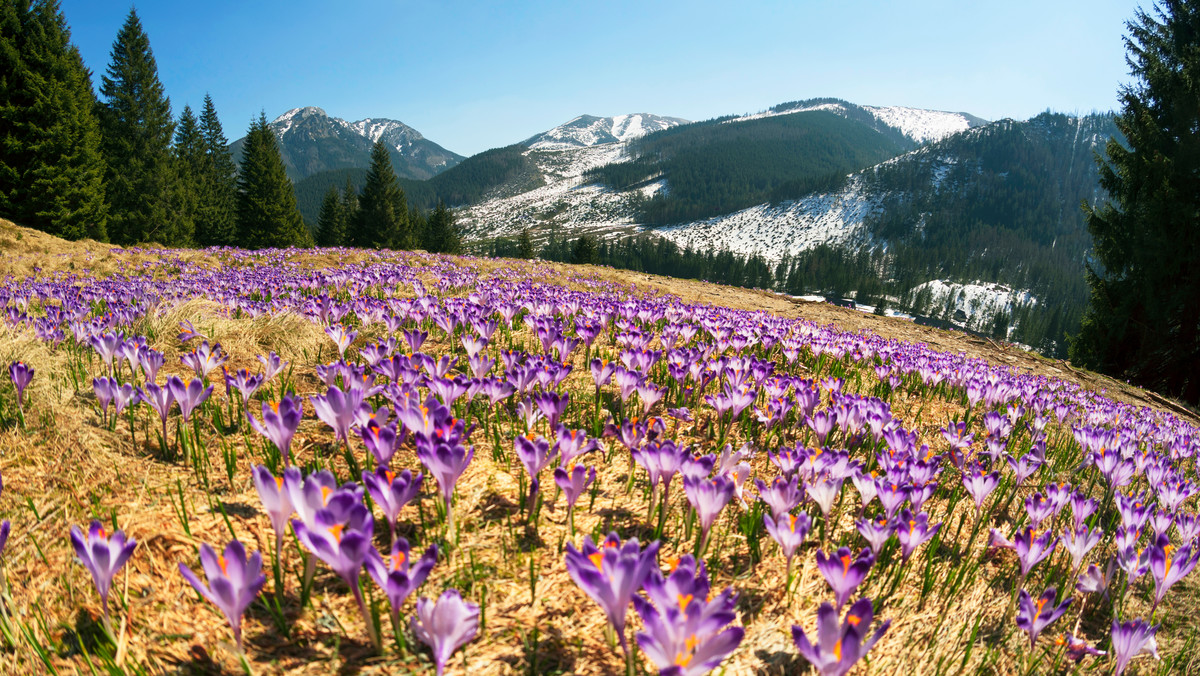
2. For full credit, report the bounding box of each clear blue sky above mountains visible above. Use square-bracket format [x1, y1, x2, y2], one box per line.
[62, 0, 1138, 157]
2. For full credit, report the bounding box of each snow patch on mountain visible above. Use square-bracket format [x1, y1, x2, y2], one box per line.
[724, 102, 847, 124]
[862, 106, 974, 144]
[526, 114, 689, 150]
[907, 279, 1037, 335]
[655, 176, 881, 263]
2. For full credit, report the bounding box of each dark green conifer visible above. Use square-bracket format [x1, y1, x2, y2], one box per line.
[516, 227, 534, 259]
[171, 104, 202, 245]
[97, 8, 185, 245]
[351, 140, 409, 249]
[1072, 0, 1200, 402]
[315, 185, 345, 247]
[235, 113, 311, 249]
[198, 94, 238, 246]
[0, 0, 107, 240]
[425, 200, 460, 254]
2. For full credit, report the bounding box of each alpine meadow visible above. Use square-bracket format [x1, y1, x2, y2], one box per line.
[1, 1, 1200, 675]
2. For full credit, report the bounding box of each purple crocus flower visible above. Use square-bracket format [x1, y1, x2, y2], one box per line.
[417, 438, 474, 537]
[70, 520, 137, 634]
[292, 502, 379, 649]
[325, 324, 357, 359]
[515, 433, 559, 511]
[310, 385, 365, 447]
[764, 511, 811, 575]
[1024, 493, 1055, 529]
[257, 351, 288, 382]
[178, 540, 266, 651]
[1148, 534, 1200, 609]
[755, 475, 804, 519]
[684, 474, 735, 551]
[359, 418, 402, 467]
[1062, 525, 1103, 573]
[1015, 587, 1071, 648]
[792, 598, 890, 676]
[856, 515, 896, 555]
[1014, 526, 1058, 577]
[365, 538, 437, 632]
[962, 467, 1000, 512]
[553, 463, 596, 524]
[564, 533, 661, 654]
[362, 467, 423, 541]
[93, 376, 116, 423]
[180, 340, 227, 379]
[251, 465, 298, 560]
[142, 382, 176, 446]
[1054, 633, 1106, 663]
[533, 391, 569, 429]
[169, 376, 213, 422]
[815, 547, 874, 609]
[556, 427, 599, 467]
[1110, 619, 1158, 676]
[1071, 491, 1098, 530]
[249, 394, 304, 465]
[634, 555, 744, 675]
[896, 509, 941, 564]
[411, 589, 480, 676]
[591, 358, 616, 388]
[8, 361, 32, 413]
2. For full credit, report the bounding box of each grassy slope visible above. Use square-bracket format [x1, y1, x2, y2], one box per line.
[0, 219, 1195, 675]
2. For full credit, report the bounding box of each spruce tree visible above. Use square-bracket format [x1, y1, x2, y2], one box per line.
[351, 140, 409, 249]
[97, 9, 185, 245]
[0, 0, 107, 240]
[235, 113, 311, 249]
[315, 185, 345, 247]
[198, 94, 238, 246]
[171, 104, 202, 245]
[425, 200, 460, 254]
[1072, 0, 1200, 402]
[517, 227, 534, 259]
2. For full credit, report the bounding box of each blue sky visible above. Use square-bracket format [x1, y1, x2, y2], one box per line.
[61, 0, 1140, 157]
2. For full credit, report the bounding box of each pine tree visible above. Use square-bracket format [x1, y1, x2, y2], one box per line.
[315, 185, 345, 247]
[197, 93, 237, 246]
[171, 104, 202, 245]
[424, 200, 460, 254]
[1072, 0, 1200, 402]
[351, 140, 409, 249]
[97, 9, 186, 245]
[0, 0, 107, 240]
[235, 113, 311, 249]
[517, 227, 534, 259]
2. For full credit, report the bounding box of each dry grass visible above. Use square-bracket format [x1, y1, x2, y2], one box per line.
[0, 221, 1191, 675]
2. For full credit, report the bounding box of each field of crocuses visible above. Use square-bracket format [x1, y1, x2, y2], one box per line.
[0, 227, 1196, 674]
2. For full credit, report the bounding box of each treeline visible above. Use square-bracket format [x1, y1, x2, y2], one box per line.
[583, 110, 904, 225]
[0, 3, 458, 252]
[480, 231, 1076, 357]
[295, 144, 542, 227]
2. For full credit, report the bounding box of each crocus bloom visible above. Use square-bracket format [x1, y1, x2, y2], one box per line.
[366, 538, 438, 631]
[417, 439, 474, 535]
[684, 474, 736, 548]
[564, 533, 661, 653]
[962, 468, 1000, 511]
[515, 433, 559, 506]
[1055, 633, 1105, 663]
[178, 540, 266, 651]
[292, 502, 379, 648]
[252, 465, 298, 558]
[756, 475, 804, 519]
[142, 382, 176, 444]
[411, 590, 480, 676]
[792, 598, 890, 676]
[362, 467, 423, 541]
[8, 361, 32, 413]
[856, 515, 896, 555]
[310, 385, 365, 446]
[815, 547, 874, 609]
[169, 376, 213, 422]
[249, 394, 304, 465]
[1110, 619, 1158, 676]
[70, 520, 137, 632]
[1015, 587, 1071, 648]
[1149, 534, 1200, 609]
[764, 511, 811, 571]
[1014, 527, 1058, 577]
[1062, 525, 1103, 573]
[93, 377, 116, 422]
[896, 509, 941, 564]
[553, 463, 596, 515]
[634, 555, 744, 675]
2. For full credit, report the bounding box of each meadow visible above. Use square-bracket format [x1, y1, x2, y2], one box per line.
[0, 220, 1193, 675]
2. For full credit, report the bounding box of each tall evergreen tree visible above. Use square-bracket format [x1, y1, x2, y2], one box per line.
[235, 113, 311, 249]
[0, 0, 107, 240]
[517, 227, 534, 259]
[424, 200, 460, 254]
[197, 93, 237, 246]
[351, 140, 409, 249]
[1072, 0, 1200, 403]
[98, 8, 186, 245]
[171, 104, 202, 244]
[315, 185, 345, 247]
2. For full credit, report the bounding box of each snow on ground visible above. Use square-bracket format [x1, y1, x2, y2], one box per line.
[655, 176, 881, 262]
[862, 106, 974, 144]
[527, 114, 687, 150]
[908, 279, 1037, 335]
[723, 102, 847, 124]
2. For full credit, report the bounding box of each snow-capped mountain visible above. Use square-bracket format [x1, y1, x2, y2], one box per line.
[231, 107, 463, 181]
[724, 98, 987, 146]
[524, 113, 690, 150]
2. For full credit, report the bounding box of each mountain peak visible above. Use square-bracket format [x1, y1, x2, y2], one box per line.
[525, 113, 690, 150]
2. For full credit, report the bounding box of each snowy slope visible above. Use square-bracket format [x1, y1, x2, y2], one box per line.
[907, 279, 1037, 336]
[724, 100, 982, 145]
[525, 113, 690, 150]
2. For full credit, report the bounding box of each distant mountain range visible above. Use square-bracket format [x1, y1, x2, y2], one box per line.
[524, 114, 691, 150]
[229, 107, 463, 182]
